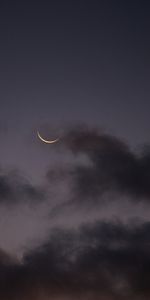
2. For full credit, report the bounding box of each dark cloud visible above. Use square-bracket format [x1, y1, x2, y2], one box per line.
[0, 170, 45, 205]
[1, 125, 150, 299]
[0, 221, 150, 299]
[62, 126, 150, 202]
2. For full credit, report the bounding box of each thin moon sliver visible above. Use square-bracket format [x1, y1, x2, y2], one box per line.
[37, 131, 59, 144]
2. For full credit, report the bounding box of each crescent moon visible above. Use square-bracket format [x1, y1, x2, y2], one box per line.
[37, 131, 59, 144]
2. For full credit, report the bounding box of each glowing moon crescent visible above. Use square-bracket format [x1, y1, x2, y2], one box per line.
[37, 131, 59, 144]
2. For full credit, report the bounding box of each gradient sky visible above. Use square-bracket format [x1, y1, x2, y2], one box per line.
[0, 1, 150, 299]
[0, 1, 150, 178]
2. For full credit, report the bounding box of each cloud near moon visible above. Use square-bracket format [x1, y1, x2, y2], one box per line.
[1, 125, 150, 299]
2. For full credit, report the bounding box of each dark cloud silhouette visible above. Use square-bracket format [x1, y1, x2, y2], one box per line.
[1, 125, 150, 208]
[62, 126, 150, 202]
[0, 170, 45, 205]
[0, 221, 150, 299]
[1, 125, 150, 299]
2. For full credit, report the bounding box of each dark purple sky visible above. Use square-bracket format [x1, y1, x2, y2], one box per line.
[1, 1, 150, 137]
[0, 1, 150, 299]
[0, 0, 150, 180]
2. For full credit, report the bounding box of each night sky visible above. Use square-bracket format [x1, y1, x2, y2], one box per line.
[0, 1, 150, 299]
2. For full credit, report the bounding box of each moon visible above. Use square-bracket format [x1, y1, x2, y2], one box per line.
[37, 131, 59, 144]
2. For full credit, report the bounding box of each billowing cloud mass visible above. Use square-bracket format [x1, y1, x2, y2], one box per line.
[0, 125, 150, 299]
[1, 222, 150, 299]
[63, 126, 150, 200]
[0, 169, 44, 205]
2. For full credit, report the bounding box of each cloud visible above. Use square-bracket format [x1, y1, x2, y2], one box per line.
[0, 124, 150, 299]
[0, 169, 45, 205]
[0, 221, 150, 299]
[61, 126, 150, 202]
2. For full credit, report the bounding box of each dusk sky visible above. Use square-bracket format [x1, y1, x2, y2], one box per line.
[0, 1, 150, 299]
